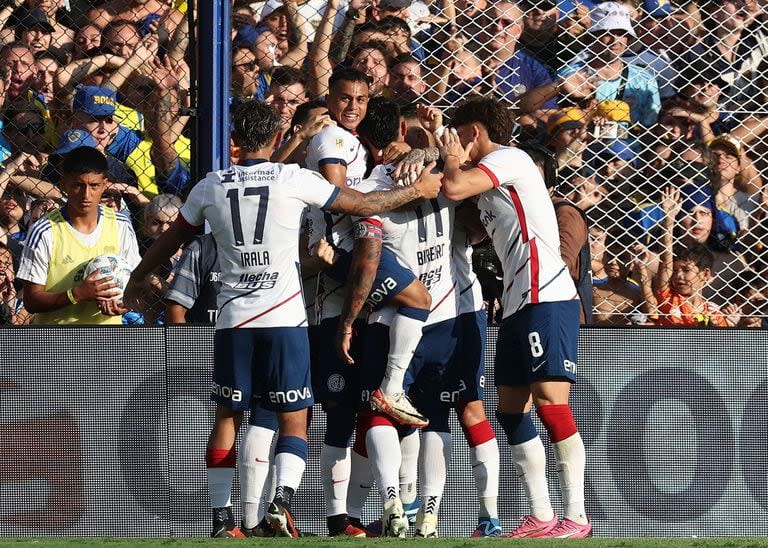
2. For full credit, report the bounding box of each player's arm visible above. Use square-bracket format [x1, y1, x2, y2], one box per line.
[23, 270, 121, 314]
[165, 303, 188, 323]
[329, 162, 442, 216]
[335, 220, 384, 364]
[320, 162, 348, 188]
[124, 217, 197, 309]
[437, 131, 495, 201]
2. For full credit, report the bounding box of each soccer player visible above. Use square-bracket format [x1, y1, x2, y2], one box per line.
[343, 98, 501, 538]
[18, 146, 140, 324]
[123, 100, 441, 539]
[305, 70, 430, 535]
[436, 97, 591, 538]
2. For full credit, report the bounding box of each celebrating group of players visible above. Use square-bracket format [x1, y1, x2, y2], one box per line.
[124, 67, 592, 540]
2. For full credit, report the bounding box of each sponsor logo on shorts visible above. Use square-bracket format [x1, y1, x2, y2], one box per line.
[327, 373, 345, 393]
[564, 359, 577, 374]
[440, 380, 467, 403]
[212, 382, 243, 402]
[268, 387, 312, 404]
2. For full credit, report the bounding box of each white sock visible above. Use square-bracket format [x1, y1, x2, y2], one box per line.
[207, 468, 234, 509]
[399, 430, 420, 507]
[380, 312, 425, 395]
[554, 432, 587, 524]
[471, 438, 500, 519]
[240, 426, 275, 528]
[275, 451, 306, 492]
[367, 425, 402, 501]
[420, 431, 451, 514]
[321, 444, 351, 517]
[510, 436, 554, 521]
[347, 449, 373, 520]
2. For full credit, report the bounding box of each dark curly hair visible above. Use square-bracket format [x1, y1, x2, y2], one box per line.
[449, 96, 515, 145]
[358, 97, 401, 151]
[232, 100, 282, 152]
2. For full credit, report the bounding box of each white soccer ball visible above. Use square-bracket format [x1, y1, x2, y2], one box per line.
[85, 254, 133, 301]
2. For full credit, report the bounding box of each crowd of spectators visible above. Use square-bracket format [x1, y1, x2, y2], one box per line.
[0, 0, 767, 327]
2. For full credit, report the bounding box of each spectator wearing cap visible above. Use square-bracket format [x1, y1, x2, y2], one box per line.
[707, 134, 761, 230]
[588, 138, 637, 182]
[233, 26, 280, 101]
[673, 183, 749, 309]
[14, 9, 54, 55]
[677, 0, 768, 121]
[485, 1, 559, 117]
[525, 2, 661, 126]
[3, 1, 74, 50]
[546, 107, 590, 168]
[259, 0, 309, 69]
[69, 84, 187, 199]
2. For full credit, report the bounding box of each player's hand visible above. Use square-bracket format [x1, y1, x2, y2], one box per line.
[437, 128, 473, 165]
[381, 141, 412, 165]
[123, 274, 150, 311]
[297, 112, 334, 140]
[98, 298, 129, 316]
[393, 148, 426, 187]
[416, 104, 443, 134]
[75, 270, 120, 303]
[313, 238, 337, 266]
[335, 326, 355, 365]
[412, 161, 442, 199]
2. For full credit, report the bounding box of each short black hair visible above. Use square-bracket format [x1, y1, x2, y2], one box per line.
[61, 146, 109, 177]
[675, 243, 714, 272]
[450, 97, 515, 145]
[232, 100, 282, 152]
[290, 98, 326, 130]
[329, 67, 370, 92]
[270, 66, 307, 89]
[358, 97, 400, 150]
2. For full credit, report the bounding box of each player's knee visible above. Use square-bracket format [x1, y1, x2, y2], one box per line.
[457, 400, 487, 427]
[323, 405, 357, 447]
[495, 411, 538, 446]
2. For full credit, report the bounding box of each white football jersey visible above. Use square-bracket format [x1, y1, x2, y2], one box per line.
[358, 165, 459, 327]
[452, 221, 484, 315]
[180, 161, 340, 330]
[476, 147, 577, 318]
[305, 125, 370, 255]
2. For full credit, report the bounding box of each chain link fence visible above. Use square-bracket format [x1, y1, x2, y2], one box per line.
[1, 0, 767, 327]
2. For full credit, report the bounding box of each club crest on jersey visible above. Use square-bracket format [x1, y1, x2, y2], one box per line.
[327, 373, 345, 392]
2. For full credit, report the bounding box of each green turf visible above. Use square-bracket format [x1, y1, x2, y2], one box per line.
[0, 538, 765, 548]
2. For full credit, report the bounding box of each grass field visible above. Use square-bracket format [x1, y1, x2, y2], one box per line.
[0, 538, 766, 548]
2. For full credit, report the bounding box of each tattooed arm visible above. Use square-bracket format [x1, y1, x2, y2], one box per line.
[335, 221, 383, 364]
[329, 162, 442, 217]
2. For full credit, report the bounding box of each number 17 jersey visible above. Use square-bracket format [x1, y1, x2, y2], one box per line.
[179, 160, 340, 330]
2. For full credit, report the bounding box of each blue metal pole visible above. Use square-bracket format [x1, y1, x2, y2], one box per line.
[196, 0, 231, 180]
